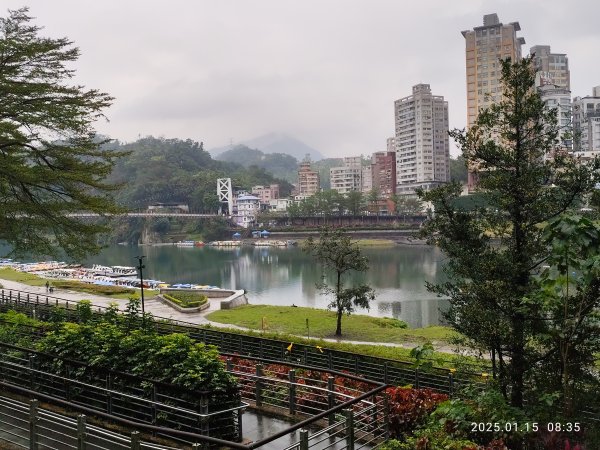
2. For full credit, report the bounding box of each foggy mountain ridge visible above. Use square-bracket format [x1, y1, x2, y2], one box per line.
[209, 132, 324, 161]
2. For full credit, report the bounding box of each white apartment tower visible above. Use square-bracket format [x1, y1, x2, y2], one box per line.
[330, 156, 363, 195]
[394, 84, 449, 195]
[538, 84, 573, 152]
[573, 86, 600, 161]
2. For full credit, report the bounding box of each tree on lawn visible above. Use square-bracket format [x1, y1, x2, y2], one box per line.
[0, 8, 124, 258]
[367, 187, 380, 214]
[303, 228, 375, 336]
[419, 57, 600, 409]
[345, 190, 365, 216]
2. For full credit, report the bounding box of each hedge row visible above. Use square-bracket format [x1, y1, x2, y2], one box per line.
[164, 292, 208, 308]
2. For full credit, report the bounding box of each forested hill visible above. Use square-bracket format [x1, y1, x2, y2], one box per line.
[106, 136, 293, 212]
[215, 145, 344, 188]
[216, 145, 299, 182]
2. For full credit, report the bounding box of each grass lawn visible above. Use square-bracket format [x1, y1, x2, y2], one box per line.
[0, 268, 47, 286]
[355, 239, 396, 247]
[206, 305, 458, 344]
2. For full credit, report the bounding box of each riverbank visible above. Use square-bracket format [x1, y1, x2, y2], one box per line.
[0, 275, 473, 362]
[206, 305, 456, 344]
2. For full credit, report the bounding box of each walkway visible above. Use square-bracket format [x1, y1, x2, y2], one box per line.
[0, 277, 462, 354]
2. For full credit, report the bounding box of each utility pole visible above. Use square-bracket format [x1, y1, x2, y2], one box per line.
[135, 255, 146, 316]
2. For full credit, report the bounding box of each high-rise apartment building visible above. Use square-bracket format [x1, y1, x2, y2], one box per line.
[297, 158, 320, 196]
[342, 156, 362, 168]
[371, 151, 396, 198]
[538, 84, 572, 152]
[330, 157, 363, 195]
[386, 137, 396, 153]
[361, 166, 373, 193]
[462, 13, 525, 190]
[530, 45, 570, 90]
[462, 14, 525, 127]
[394, 84, 449, 195]
[573, 86, 600, 161]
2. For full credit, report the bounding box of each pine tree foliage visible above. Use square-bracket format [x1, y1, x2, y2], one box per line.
[419, 58, 600, 409]
[303, 228, 375, 336]
[0, 8, 124, 257]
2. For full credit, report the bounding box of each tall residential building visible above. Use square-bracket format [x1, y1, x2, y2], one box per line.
[330, 157, 363, 195]
[394, 84, 449, 195]
[343, 156, 362, 168]
[462, 14, 525, 127]
[462, 13, 525, 190]
[297, 158, 320, 196]
[386, 137, 396, 153]
[371, 151, 396, 198]
[573, 86, 600, 161]
[361, 166, 373, 193]
[530, 45, 570, 90]
[538, 84, 572, 152]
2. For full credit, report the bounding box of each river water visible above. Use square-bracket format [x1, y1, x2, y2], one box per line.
[84, 243, 450, 328]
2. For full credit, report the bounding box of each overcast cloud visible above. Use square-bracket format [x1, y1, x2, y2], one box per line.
[4, 0, 599, 157]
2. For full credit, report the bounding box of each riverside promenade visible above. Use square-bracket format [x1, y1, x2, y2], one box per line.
[0, 277, 459, 354]
[0, 278, 219, 326]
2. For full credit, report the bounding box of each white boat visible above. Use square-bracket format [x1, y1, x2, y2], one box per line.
[91, 264, 137, 277]
[175, 240, 196, 247]
[208, 240, 242, 247]
[253, 240, 296, 247]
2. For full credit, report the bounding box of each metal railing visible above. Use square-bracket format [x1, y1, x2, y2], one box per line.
[0, 341, 245, 443]
[0, 349, 388, 449]
[0, 295, 391, 448]
[0, 396, 182, 449]
[0, 289, 478, 396]
[283, 395, 388, 450]
[2, 288, 597, 446]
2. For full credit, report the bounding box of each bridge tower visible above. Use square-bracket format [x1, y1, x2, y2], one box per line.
[217, 178, 233, 216]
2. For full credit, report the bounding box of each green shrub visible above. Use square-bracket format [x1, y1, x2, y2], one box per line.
[163, 291, 208, 308]
[36, 322, 237, 392]
[379, 435, 479, 450]
[429, 386, 530, 448]
[377, 317, 408, 329]
[0, 310, 44, 347]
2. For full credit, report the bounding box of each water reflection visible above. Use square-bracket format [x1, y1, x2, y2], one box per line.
[82, 244, 449, 328]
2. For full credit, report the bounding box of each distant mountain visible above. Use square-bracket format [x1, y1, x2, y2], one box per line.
[209, 132, 323, 161]
[216, 145, 299, 183]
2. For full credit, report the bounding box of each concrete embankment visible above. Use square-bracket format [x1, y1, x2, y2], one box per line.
[269, 229, 427, 245]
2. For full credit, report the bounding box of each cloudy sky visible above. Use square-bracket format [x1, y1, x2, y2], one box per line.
[4, 0, 599, 157]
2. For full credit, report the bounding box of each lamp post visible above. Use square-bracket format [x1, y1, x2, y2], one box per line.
[135, 255, 146, 316]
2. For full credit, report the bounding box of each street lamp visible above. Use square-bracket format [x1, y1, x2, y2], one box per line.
[135, 255, 146, 316]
